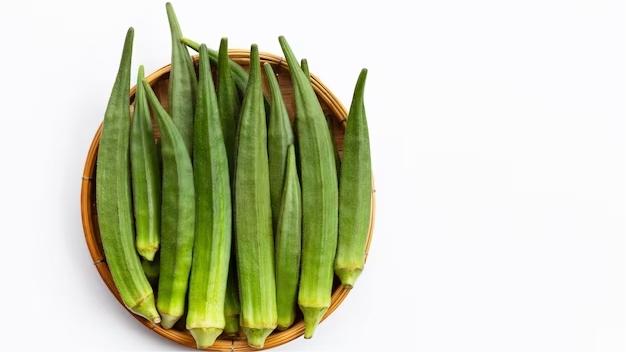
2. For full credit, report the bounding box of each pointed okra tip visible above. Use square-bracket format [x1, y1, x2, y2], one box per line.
[301, 306, 328, 339]
[189, 328, 223, 349]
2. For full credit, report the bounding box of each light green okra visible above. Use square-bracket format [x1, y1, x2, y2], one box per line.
[143, 79, 195, 330]
[234, 44, 277, 349]
[335, 69, 372, 287]
[279, 36, 339, 339]
[186, 44, 232, 349]
[96, 28, 160, 323]
[274, 145, 302, 330]
[131, 65, 161, 261]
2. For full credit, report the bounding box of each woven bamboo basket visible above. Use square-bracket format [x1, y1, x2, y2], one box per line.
[81, 49, 375, 351]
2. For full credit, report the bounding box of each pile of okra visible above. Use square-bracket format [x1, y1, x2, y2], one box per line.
[96, 3, 371, 349]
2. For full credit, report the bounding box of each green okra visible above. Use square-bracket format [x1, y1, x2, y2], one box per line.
[274, 145, 302, 330]
[223, 262, 241, 336]
[96, 28, 160, 324]
[279, 36, 339, 339]
[264, 63, 294, 229]
[301, 58, 341, 176]
[181, 37, 248, 94]
[217, 37, 240, 177]
[300, 58, 310, 77]
[182, 37, 271, 115]
[335, 69, 371, 287]
[186, 44, 233, 349]
[131, 65, 161, 261]
[142, 256, 160, 286]
[216, 37, 242, 338]
[165, 3, 197, 154]
[234, 44, 277, 349]
[143, 79, 196, 330]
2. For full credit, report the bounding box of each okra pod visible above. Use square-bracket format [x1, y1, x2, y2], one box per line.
[165, 3, 197, 154]
[279, 36, 339, 339]
[143, 80, 196, 329]
[335, 69, 371, 287]
[186, 44, 232, 348]
[234, 45, 277, 348]
[274, 145, 302, 330]
[96, 28, 160, 323]
[130, 65, 161, 261]
[264, 63, 294, 228]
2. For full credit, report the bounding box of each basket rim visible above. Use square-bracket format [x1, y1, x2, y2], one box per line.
[80, 49, 376, 351]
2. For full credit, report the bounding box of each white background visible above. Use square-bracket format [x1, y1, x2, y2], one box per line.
[0, 0, 624, 351]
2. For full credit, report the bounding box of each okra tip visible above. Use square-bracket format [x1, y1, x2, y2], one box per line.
[189, 328, 223, 349]
[242, 327, 274, 349]
[130, 293, 161, 324]
[223, 315, 240, 336]
[160, 314, 181, 329]
[301, 307, 327, 339]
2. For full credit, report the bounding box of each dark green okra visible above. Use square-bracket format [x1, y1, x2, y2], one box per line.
[143, 80, 195, 330]
[96, 28, 160, 323]
[186, 45, 233, 349]
[279, 36, 339, 339]
[182, 37, 271, 114]
[335, 69, 372, 287]
[223, 262, 241, 336]
[217, 37, 240, 177]
[181, 37, 249, 94]
[131, 65, 161, 261]
[264, 63, 294, 228]
[165, 3, 197, 154]
[142, 257, 160, 286]
[274, 145, 302, 330]
[234, 45, 277, 349]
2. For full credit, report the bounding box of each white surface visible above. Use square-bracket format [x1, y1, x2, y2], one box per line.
[0, 0, 624, 351]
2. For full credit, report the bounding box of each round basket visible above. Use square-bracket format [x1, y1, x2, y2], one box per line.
[80, 49, 375, 351]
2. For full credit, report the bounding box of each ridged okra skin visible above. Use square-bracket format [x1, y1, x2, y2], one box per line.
[264, 63, 294, 229]
[143, 80, 196, 330]
[335, 69, 372, 287]
[165, 2, 197, 154]
[217, 37, 242, 337]
[234, 45, 277, 349]
[130, 65, 161, 261]
[279, 36, 339, 339]
[96, 28, 160, 323]
[186, 45, 232, 349]
[274, 146, 302, 330]
[217, 38, 240, 174]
